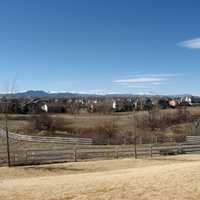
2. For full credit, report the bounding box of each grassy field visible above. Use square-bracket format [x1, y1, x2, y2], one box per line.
[1, 106, 200, 135]
[1, 155, 200, 199]
[0, 111, 139, 132]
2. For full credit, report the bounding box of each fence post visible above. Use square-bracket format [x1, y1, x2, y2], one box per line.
[139, 136, 142, 144]
[155, 135, 158, 144]
[74, 148, 77, 162]
[134, 138, 137, 159]
[26, 151, 28, 164]
[13, 154, 15, 166]
[150, 144, 153, 158]
[115, 147, 119, 159]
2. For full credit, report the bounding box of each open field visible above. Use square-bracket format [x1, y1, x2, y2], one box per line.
[0, 112, 142, 132]
[1, 106, 200, 135]
[1, 155, 200, 200]
[0, 107, 200, 166]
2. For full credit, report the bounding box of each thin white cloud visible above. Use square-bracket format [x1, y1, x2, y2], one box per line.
[70, 90, 116, 95]
[113, 73, 181, 88]
[179, 38, 200, 49]
[113, 77, 165, 83]
[127, 85, 146, 88]
[151, 82, 166, 85]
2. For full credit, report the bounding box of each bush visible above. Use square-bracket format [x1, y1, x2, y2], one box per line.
[29, 113, 67, 133]
[70, 120, 121, 145]
[141, 108, 193, 132]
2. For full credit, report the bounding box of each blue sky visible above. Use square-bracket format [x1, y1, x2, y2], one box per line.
[0, 0, 200, 95]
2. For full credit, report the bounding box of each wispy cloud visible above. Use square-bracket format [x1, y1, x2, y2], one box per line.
[151, 82, 167, 85]
[179, 38, 200, 49]
[69, 90, 115, 95]
[113, 73, 181, 87]
[127, 85, 146, 88]
[113, 77, 165, 84]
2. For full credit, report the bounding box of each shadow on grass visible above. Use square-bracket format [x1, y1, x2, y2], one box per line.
[18, 165, 85, 173]
[151, 156, 200, 163]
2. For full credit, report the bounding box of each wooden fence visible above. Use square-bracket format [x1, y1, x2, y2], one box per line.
[185, 136, 200, 144]
[1, 143, 200, 166]
[0, 129, 93, 145]
[1, 130, 200, 167]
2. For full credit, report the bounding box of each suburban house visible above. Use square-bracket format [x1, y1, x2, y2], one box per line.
[22, 98, 48, 113]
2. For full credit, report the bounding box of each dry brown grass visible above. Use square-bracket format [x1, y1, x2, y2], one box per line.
[1, 155, 200, 200]
[0, 106, 199, 136]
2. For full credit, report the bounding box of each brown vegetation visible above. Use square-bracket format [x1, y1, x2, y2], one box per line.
[1, 155, 200, 200]
[29, 113, 71, 135]
[0, 107, 198, 144]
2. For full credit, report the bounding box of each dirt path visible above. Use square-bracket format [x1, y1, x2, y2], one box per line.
[1, 156, 200, 200]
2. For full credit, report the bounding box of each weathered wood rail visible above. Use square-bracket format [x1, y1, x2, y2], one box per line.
[1, 130, 200, 166]
[185, 136, 200, 144]
[0, 129, 93, 145]
[0, 143, 200, 166]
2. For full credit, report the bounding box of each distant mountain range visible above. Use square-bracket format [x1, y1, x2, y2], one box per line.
[0, 90, 113, 97]
[0, 90, 194, 98]
[14, 90, 80, 97]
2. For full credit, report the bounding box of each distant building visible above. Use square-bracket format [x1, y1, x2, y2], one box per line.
[22, 98, 48, 113]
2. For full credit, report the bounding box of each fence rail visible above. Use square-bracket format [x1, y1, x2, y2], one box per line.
[1, 130, 200, 166]
[185, 136, 200, 144]
[0, 143, 200, 166]
[0, 129, 93, 145]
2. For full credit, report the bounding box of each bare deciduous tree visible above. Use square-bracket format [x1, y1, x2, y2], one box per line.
[131, 113, 142, 159]
[100, 119, 118, 145]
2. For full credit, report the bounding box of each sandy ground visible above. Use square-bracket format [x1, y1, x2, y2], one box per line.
[1, 155, 200, 200]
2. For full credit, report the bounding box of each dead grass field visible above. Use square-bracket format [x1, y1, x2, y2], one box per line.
[1, 106, 200, 135]
[1, 155, 200, 200]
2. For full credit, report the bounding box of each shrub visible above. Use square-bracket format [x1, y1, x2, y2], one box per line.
[29, 113, 67, 133]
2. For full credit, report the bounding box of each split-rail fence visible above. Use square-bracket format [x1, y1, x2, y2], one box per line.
[1, 130, 200, 166]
